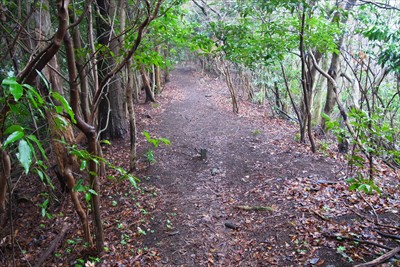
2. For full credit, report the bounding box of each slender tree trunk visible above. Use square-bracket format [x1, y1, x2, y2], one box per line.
[322, 0, 357, 130]
[96, 0, 127, 139]
[155, 46, 162, 94]
[219, 60, 239, 113]
[300, 11, 316, 152]
[140, 65, 156, 102]
[312, 57, 328, 125]
[69, 9, 90, 122]
[0, 150, 11, 225]
[127, 59, 138, 171]
[64, 31, 104, 252]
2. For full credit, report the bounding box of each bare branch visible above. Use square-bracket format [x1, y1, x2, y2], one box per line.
[356, 0, 400, 11]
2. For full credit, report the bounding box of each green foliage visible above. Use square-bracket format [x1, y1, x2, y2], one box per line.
[142, 131, 171, 148]
[1, 78, 48, 175]
[347, 173, 381, 195]
[209, 1, 339, 70]
[69, 145, 140, 188]
[323, 110, 399, 194]
[142, 131, 170, 164]
[38, 193, 53, 219]
[357, 5, 400, 73]
[145, 150, 156, 164]
[51, 91, 76, 124]
[131, 3, 213, 69]
[2, 77, 24, 101]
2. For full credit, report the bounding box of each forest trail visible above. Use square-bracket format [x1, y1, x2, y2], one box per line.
[137, 65, 349, 266]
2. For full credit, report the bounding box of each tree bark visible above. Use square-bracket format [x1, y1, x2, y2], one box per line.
[0, 150, 11, 224]
[322, 0, 357, 130]
[140, 65, 156, 102]
[69, 8, 90, 122]
[299, 11, 316, 152]
[127, 59, 138, 171]
[96, 0, 127, 140]
[64, 31, 104, 252]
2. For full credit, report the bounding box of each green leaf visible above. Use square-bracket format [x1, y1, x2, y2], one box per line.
[80, 160, 87, 171]
[88, 189, 97, 195]
[26, 135, 47, 160]
[100, 139, 111, 145]
[37, 169, 45, 183]
[128, 175, 138, 188]
[348, 184, 358, 191]
[17, 139, 32, 174]
[142, 131, 151, 141]
[51, 91, 76, 124]
[159, 138, 171, 145]
[2, 77, 23, 101]
[321, 113, 331, 121]
[24, 84, 44, 106]
[4, 125, 24, 135]
[36, 70, 50, 90]
[3, 131, 24, 148]
[85, 193, 91, 203]
[73, 179, 85, 192]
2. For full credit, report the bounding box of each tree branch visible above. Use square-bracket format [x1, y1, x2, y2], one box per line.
[18, 0, 70, 85]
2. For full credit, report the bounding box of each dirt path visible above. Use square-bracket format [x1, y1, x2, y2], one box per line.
[137, 66, 350, 266]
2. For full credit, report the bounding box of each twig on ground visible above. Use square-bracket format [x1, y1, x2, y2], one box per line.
[359, 193, 380, 224]
[374, 229, 400, 240]
[311, 210, 330, 221]
[323, 233, 393, 251]
[235, 205, 274, 212]
[353, 246, 400, 267]
[350, 208, 400, 231]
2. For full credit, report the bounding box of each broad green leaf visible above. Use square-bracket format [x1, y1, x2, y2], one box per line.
[348, 184, 358, 191]
[142, 131, 151, 141]
[4, 125, 24, 135]
[73, 179, 85, 192]
[2, 77, 23, 101]
[3, 131, 24, 148]
[17, 139, 32, 174]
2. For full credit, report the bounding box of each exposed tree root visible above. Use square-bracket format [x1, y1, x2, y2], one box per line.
[34, 223, 69, 267]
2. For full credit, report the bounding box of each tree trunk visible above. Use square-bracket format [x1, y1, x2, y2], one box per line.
[155, 46, 162, 94]
[69, 10, 90, 122]
[312, 57, 328, 125]
[96, 0, 127, 140]
[140, 65, 156, 102]
[127, 59, 138, 171]
[0, 150, 11, 225]
[299, 11, 316, 152]
[322, 0, 357, 130]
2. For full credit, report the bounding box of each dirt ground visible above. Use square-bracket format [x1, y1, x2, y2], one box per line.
[133, 66, 357, 266]
[1, 65, 399, 267]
